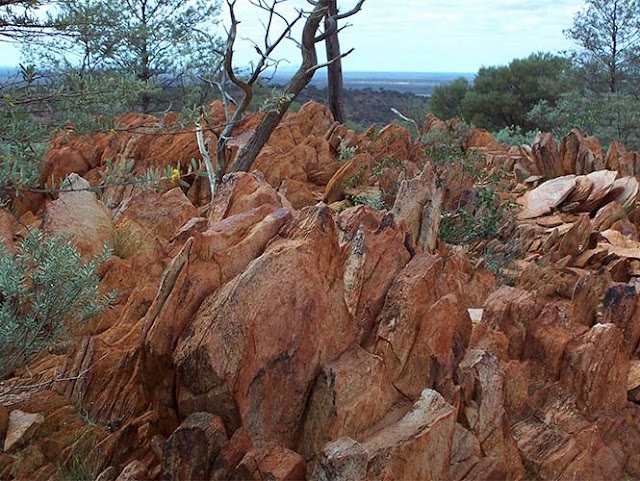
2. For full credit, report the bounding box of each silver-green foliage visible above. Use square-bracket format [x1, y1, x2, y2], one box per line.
[527, 91, 640, 149]
[0, 230, 115, 378]
[0, 66, 145, 206]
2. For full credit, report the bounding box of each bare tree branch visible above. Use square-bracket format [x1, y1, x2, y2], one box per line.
[212, 0, 366, 178]
[306, 46, 354, 74]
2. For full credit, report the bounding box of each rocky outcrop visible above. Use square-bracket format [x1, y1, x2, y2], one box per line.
[3, 111, 640, 481]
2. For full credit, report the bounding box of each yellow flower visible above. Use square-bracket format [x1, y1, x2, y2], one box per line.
[171, 168, 180, 183]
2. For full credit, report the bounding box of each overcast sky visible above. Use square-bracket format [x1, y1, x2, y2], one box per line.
[0, 0, 586, 73]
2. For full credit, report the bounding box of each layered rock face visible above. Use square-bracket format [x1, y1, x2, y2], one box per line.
[2, 104, 640, 481]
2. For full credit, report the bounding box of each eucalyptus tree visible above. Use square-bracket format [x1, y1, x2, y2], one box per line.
[27, 0, 222, 111]
[565, 0, 640, 93]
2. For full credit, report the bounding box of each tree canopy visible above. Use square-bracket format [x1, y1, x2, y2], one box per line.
[565, 0, 640, 93]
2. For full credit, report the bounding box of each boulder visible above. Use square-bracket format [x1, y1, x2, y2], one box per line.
[373, 254, 470, 399]
[560, 323, 628, 415]
[174, 205, 357, 447]
[3, 410, 45, 452]
[362, 389, 456, 481]
[210, 427, 253, 481]
[43, 173, 113, 257]
[161, 413, 227, 481]
[457, 350, 524, 479]
[299, 346, 399, 459]
[517, 175, 576, 220]
[312, 437, 368, 481]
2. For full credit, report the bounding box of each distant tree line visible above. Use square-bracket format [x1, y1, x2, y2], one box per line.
[429, 0, 640, 148]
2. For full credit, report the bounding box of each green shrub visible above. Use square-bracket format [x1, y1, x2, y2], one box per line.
[493, 125, 540, 147]
[439, 187, 513, 245]
[0, 230, 114, 379]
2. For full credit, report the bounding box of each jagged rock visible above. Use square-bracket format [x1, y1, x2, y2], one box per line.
[608, 176, 639, 209]
[174, 205, 357, 447]
[161, 412, 227, 481]
[578, 169, 618, 212]
[95, 466, 118, 481]
[3, 410, 45, 452]
[554, 213, 591, 258]
[515, 407, 626, 481]
[559, 129, 583, 175]
[467, 128, 500, 150]
[391, 162, 443, 251]
[210, 427, 252, 481]
[42, 173, 113, 257]
[312, 437, 368, 481]
[254, 135, 338, 187]
[561, 323, 628, 414]
[514, 420, 586, 480]
[457, 350, 524, 479]
[601, 283, 640, 351]
[0, 208, 17, 252]
[592, 201, 624, 231]
[278, 178, 320, 210]
[367, 123, 415, 163]
[628, 361, 640, 402]
[571, 269, 612, 327]
[337, 208, 411, 343]
[40, 133, 104, 187]
[299, 346, 400, 459]
[606, 141, 640, 177]
[470, 286, 542, 361]
[113, 187, 197, 241]
[141, 174, 291, 429]
[373, 254, 471, 400]
[522, 304, 576, 379]
[362, 389, 456, 481]
[233, 445, 306, 481]
[208, 171, 283, 225]
[116, 460, 148, 481]
[517, 175, 576, 220]
[532, 132, 562, 178]
[449, 423, 482, 481]
[564, 175, 593, 205]
[518, 264, 586, 300]
[323, 152, 374, 204]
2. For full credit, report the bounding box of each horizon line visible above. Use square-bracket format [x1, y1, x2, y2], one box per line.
[0, 64, 476, 76]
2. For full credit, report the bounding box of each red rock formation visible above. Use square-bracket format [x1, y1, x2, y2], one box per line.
[4, 111, 640, 481]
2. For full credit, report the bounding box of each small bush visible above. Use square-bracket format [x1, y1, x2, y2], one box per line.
[439, 186, 513, 245]
[0, 230, 114, 378]
[493, 125, 540, 147]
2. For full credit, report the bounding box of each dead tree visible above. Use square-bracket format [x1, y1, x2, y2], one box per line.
[213, 0, 365, 182]
[324, 0, 346, 123]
